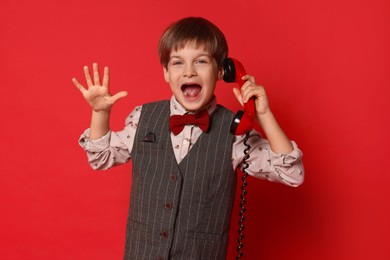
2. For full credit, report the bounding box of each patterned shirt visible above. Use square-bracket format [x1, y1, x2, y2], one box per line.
[79, 96, 304, 187]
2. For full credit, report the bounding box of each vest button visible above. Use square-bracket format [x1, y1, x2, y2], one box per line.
[164, 202, 172, 209]
[157, 256, 164, 260]
[169, 174, 177, 181]
[160, 231, 169, 239]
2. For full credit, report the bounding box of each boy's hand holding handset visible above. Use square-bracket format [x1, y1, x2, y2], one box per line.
[233, 75, 294, 154]
[232, 75, 269, 117]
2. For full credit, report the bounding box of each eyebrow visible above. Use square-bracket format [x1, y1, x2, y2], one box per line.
[169, 53, 212, 59]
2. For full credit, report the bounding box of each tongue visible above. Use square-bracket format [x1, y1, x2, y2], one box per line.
[183, 85, 201, 97]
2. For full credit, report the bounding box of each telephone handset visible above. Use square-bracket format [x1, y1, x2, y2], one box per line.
[223, 57, 253, 259]
[223, 58, 255, 135]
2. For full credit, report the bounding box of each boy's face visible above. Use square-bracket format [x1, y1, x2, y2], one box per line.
[163, 43, 223, 112]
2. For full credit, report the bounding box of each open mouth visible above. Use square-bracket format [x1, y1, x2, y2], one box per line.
[181, 83, 202, 99]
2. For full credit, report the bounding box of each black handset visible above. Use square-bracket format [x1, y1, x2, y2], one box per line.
[223, 58, 253, 259]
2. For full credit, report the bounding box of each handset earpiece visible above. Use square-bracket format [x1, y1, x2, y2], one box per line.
[223, 58, 236, 83]
[223, 58, 255, 135]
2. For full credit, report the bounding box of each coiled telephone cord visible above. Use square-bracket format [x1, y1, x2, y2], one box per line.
[236, 131, 251, 259]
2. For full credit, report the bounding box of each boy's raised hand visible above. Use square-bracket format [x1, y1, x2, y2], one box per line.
[72, 63, 128, 112]
[232, 75, 270, 116]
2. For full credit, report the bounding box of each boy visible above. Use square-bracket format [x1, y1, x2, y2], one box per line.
[73, 17, 304, 260]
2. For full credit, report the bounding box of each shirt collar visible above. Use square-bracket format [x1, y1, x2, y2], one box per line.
[169, 95, 217, 116]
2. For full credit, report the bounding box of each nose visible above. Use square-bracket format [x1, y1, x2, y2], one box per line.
[183, 64, 197, 77]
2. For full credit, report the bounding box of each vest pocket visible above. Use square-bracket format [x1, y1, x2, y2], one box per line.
[133, 141, 161, 180]
[124, 220, 148, 259]
[194, 232, 228, 259]
[124, 219, 155, 259]
[127, 219, 148, 232]
[194, 231, 222, 241]
[137, 141, 160, 154]
[125, 219, 148, 247]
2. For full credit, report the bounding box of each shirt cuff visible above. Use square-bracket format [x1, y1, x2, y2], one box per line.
[78, 128, 111, 152]
[269, 141, 303, 166]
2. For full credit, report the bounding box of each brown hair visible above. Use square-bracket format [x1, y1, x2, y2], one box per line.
[158, 17, 228, 69]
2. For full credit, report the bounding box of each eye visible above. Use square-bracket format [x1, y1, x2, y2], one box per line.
[171, 60, 183, 66]
[196, 59, 209, 65]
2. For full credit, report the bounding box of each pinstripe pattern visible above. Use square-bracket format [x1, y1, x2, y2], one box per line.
[124, 100, 236, 260]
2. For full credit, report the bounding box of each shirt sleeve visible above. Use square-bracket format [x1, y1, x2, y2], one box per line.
[232, 130, 304, 187]
[78, 106, 142, 170]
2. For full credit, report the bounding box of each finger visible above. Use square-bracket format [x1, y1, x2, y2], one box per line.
[232, 88, 244, 107]
[93, 63, 101, 86]
[102, 66, 109, 88]
[110, 91, 128, 103]
[72, 77, 87, 93]
[83, 66, 93, 87]
[242, 89, 256, 103]
[242, 74, 256, 83]
[243, 85, 266, 103]
[240, 80, 253, 93]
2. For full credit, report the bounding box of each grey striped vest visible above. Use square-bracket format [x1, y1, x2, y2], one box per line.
[124, 100, 236, 260]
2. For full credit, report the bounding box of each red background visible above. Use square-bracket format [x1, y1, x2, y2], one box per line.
[1, 0, 389, 259]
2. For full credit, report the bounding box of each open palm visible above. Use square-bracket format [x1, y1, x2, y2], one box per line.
[72, 63, 128, 112]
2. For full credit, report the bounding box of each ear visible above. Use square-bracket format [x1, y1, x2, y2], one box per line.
[217, 67, 224, 80]
[163, 66, 170, 83]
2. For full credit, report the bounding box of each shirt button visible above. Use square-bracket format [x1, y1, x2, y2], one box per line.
[183, 138, 189, 145]
[160, 231, 169, 239]
[169, 174, 177, 181]
[164, 202, 172, 209]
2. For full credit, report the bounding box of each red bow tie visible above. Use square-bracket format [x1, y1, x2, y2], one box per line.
[169, 109, 210, 135]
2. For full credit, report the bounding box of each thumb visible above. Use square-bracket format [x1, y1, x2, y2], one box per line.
[232, 88, 244, 107]
[111, 91, 128, 103]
